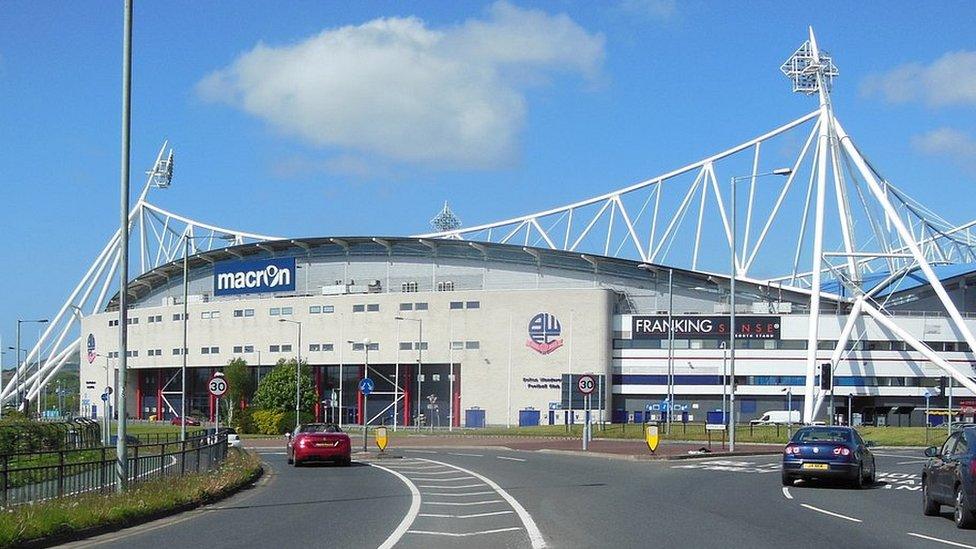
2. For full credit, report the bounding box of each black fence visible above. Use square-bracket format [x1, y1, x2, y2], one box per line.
[0, 431, 228, 506]
[0, 418, 102, 454]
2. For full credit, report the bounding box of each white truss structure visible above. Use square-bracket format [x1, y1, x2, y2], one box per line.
[10, 28, 976, 423]
[2, 143, 281, 409]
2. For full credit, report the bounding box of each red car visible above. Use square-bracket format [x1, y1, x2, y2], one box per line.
[171, 416, 201, 426]
[286, 423, 351, 467]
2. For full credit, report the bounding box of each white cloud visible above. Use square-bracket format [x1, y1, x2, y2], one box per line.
[198, 2, 604, 170]
[618, 0, 678, 21]
[861, 50, 976, 107]
[912, 127, 976, 174]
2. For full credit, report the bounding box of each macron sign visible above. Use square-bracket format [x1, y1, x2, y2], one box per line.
[213, 257, 296, 296]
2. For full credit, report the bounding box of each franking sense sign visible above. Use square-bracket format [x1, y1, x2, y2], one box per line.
[213, 257, 296, 296]
[631, 315, 781, 340]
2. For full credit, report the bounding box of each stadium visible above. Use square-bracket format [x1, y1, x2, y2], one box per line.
[10, 29, 976, 429]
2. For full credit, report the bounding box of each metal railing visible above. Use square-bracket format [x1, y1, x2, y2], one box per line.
[0, 431, 228, 506]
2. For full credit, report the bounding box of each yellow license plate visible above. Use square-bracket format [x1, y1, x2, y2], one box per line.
[802, 463, 829, 470]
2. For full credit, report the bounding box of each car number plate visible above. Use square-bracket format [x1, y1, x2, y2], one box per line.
[802, 463, 829, 470]
[315, 442, 335, 447]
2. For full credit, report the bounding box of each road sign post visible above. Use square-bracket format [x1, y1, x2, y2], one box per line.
[359, 378, 373, 452]
[577, 375, 595, 451]
[209, 372, 227, 434]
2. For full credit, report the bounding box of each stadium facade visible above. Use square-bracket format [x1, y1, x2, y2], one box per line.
[78, 237, 976, 427]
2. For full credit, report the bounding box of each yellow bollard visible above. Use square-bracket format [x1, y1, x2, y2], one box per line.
[375, 426, 389, 452]
[645, 423, 660, 453]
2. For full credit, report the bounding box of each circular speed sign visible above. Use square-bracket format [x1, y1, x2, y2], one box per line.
[577, 374, 596, 395]
[208, 376, 228, 397]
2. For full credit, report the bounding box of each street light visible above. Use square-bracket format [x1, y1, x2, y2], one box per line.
[638, 264, 674, 434]
[15, 319, 48, 412]
[279, 319, 303, 431]
[782, 387, 793, 438]
[95, 353, 114, 446]
[347, 339, 371, 452]
[395, 317, 423, 430]
[730, 168, 791, 452]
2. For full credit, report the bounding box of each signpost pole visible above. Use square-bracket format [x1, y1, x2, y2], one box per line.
[948, 378, 953, 435]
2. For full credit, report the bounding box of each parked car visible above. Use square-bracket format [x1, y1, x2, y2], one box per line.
[225, 427, 242, 448]
[286, 423, 351, 467]
[782, 426, 876, 488]
[751, 410, 801, 425]
[923, 426, 976, 528]
[171, 416, 201, 426]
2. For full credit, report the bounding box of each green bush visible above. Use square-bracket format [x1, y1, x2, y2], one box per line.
[251, 409, 287, 435]
[231, 407, 256, 434]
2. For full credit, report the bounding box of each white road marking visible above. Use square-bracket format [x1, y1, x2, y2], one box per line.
[412, 476, 474, 482]
[425, 500, 504, 506]
[416, 484, 485, 489]
[369, 462, 422, 549]
[800, 504, 862, 523]
[419, 458, 547, 548]
[408, 527, 524, 537]
[418, 511, 515, 519]
[782, 487, 793, 500]
[423, 491, 496, 497]
[404, 450, 437, 454]
[255, 451, 287, 455]
[449, 452, 484, 457]
[907, 532, 976, 549]
[497, 456, 527, 462]
[408, 470, 467, 476]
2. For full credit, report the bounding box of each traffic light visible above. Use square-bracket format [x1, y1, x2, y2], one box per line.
[820, 363, 832, 391]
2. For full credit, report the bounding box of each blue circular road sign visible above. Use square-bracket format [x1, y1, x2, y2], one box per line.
[100, 393, 109, 402]
[359, 378, 374, 395]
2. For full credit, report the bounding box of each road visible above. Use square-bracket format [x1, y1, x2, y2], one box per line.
[65, 446, 976, 549]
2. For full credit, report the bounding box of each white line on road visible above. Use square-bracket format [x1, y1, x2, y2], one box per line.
[418, 511, 515, 519]
[800, 504, 862, 523]
[419, 458, 547, 548]
[497, 456, 527, 462]
[408, 527, 523, 537]
[369, 462, 421, 549]
[782, 487, 793, 500]
[416, 484, 485, 489]
[425, 500, 504, 506]
[423, 491, 496, 497]
[907, 532, 976, 549]
[404, 450, 438, 454]
[255, 451, 286, 455]
[408, 470, 466, 476]
[448, 453, 484, 457]
[412, 476, 474, 482]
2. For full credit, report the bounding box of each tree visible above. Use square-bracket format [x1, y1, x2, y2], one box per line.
[253, 358, 316, 413]
[224, 357, 255, 424]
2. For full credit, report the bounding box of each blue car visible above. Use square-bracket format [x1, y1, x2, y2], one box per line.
[923, 426, 976, 529]
[782, 426, 876, 488]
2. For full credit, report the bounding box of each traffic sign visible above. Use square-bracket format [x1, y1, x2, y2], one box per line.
[359, 378, 374, 396]
[105, 386, 113, 395]
[208, 376, 228, 397]
[100, 393, 109, 402]
[577, 374, 595, 395]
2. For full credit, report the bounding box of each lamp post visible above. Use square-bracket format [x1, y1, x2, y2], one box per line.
[279, 319, 303, 431]
[347, 339, 371, 452]
[395, 317, 423, 430]
[782, 387, 793, 438]
[637, 264, 674, 433]
[15, 319, 48, 412]
[730, 168, 791, 452]
[95, 353, 113, 445]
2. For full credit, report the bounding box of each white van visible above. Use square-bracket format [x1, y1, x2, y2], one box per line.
[750, 410, 800, 425]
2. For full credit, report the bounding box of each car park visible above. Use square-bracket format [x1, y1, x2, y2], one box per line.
[782, 426, 876, 488]
[286, 423, 351, 467]
[922, 426, 976, 528]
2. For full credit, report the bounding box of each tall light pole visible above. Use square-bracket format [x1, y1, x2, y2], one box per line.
[730, 168, 791, 452]
[279, 319, 303, 431]
[347, 339, 371, 451]
[395, 317, 423, 430]
[15, 319, 48, 412]
[95, 353, 113, 445]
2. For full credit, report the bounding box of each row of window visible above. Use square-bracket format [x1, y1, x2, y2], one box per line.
[111, 300, 482, 327]
[613, 374, 957, 387]
[615, 339, 974, 352]
[402, 281, 458, 292]
[104, 339, 484, 358]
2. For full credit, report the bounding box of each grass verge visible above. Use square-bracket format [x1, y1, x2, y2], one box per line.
[0, 449, 262, 547]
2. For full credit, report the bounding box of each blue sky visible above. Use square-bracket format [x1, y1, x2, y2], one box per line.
[1, 1, 975, 358]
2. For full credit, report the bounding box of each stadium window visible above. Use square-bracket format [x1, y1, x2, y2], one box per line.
[148, 315, 156, 323]
[400, 303, 413, 311]
[201, 347, 210, 355]
[465, 301, 480, 309]
[212, 311, 220, 319]
[367, 342, 379, 351]
[270, 308, 280, 316]
[172, 313, 184, 321]
[282, 344, 292, 353]
[126, 350, 137, 357]
[244, 345, 254, 353]
[309, 344, 321, 352]
[269, 345, 280, 353]
[778, 340, 807, 350]
[451, 341, 464, 350]
[108, 319, 118, 327]
[352, 342, 364, 351]
[417, 342, 428, 350]
[234, 309, 243, 318]
[309, 306, 322, 314]
[280, 307, 293, 316]
[322, 305, 334, 314]
[415, 302, 428, 311]
[465, 341, 480, 350]
[399, 342, 412, 351]
[233, 346, 243, 353]
[402, 281, 418, 293]
[437, 281, 455, 292]
[127, 317, 139, 325]
[322, 343, 334, 352]
[172, 348, 181, 356]
[201, 312, 211, 319]
[449, 301, 463, 310]
[244, 309, 254, 317]
[367, 304, 379, 312]
[817, 340, 838, 350]
[353, 304, 365, 313]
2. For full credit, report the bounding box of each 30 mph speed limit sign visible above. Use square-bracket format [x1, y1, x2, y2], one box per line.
[208, 376, 228, 397]
[577, 374, 596, 395]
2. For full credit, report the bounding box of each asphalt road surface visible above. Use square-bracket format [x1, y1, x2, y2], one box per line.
[66, 446, 976, 549]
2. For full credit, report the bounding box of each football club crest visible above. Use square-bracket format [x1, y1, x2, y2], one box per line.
[86, 333, 96, 364]
[526, 313, 564, 355]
